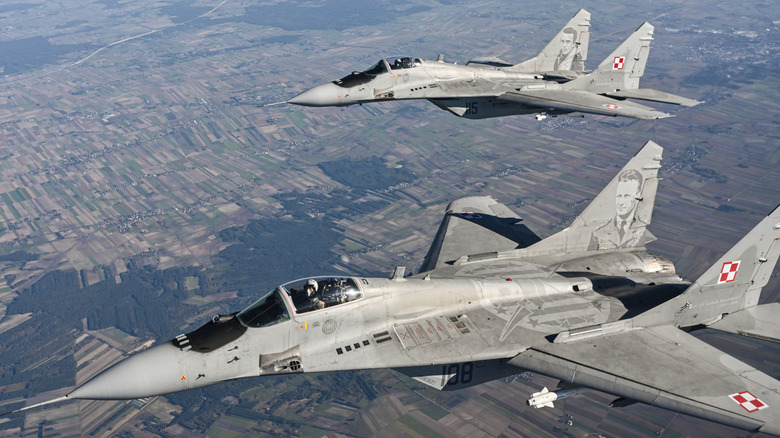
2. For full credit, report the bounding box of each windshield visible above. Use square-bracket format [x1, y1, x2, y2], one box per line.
[387, 57, 422, 70]
[334, 60, 389, 88]
[282, 277, 363, 314]
[237, 288, 290, 328]
[363, 60, 389, 76]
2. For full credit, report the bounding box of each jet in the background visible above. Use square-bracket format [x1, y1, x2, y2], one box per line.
[7, 141, 779, 435]
[289, 10, 700, 120]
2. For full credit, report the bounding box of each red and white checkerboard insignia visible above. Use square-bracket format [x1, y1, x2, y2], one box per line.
[613, 56, 625, 70]
[459, 211, 481, 220]
[729, 391, 768, 413]
[717, 260, 741, 284]
[603, 104, 621, 110]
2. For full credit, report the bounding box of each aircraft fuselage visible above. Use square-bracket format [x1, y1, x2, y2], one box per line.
[69, 249, 684, 400]
[289, 57, 573, 119]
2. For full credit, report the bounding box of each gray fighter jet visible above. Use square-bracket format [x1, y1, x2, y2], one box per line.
[7, 142, 780, 435]
[288, 10, 700, 120]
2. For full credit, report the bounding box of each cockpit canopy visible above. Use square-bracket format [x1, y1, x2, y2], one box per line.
[387, 57, 422, 70]
[283, 276, 363, 314]
[334, 57, 422, 88]
[236, 276, 363, 328]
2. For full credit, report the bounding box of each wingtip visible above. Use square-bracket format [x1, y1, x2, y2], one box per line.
[679, 98, 703, 107]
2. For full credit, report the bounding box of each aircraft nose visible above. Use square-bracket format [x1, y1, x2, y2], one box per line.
[288, 83, 344, 107]
[68, 342, 188, 400]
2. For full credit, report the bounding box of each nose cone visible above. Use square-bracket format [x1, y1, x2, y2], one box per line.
[68, 342, 187, 400]
[288, 83, 344, 107]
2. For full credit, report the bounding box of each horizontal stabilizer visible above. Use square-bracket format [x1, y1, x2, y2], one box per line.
[419, 196, 540, 272]
[707, 303, 780, 343]
[606, 88, 701, 106]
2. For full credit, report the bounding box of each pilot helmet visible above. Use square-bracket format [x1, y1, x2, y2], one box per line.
[305, 279, 319, 295]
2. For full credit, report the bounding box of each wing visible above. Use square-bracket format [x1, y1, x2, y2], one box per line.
[498, 89, 671, 119]
[419, 196, 541, 273]
[606, 88, 702, 106]
[508, 325, 780, 434]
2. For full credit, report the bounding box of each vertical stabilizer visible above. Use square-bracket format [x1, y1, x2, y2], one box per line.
[687, 206, 780, 306]
[634, 205, 780, 328]
[564, 22, 654, 92]
[679, 205, 779, 323]
[510, 9, 590, 73]
[522, 141, 663, 256]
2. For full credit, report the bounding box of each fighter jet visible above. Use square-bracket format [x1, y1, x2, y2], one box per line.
[6, 142, 780, 435]
[288, 10, 701, 120]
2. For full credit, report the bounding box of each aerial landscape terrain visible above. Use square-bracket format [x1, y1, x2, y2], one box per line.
[0, 0, 778, 436]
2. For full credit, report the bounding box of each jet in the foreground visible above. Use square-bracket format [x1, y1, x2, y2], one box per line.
[7, 142, 780, 435]
[289, 10, 700, 120]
